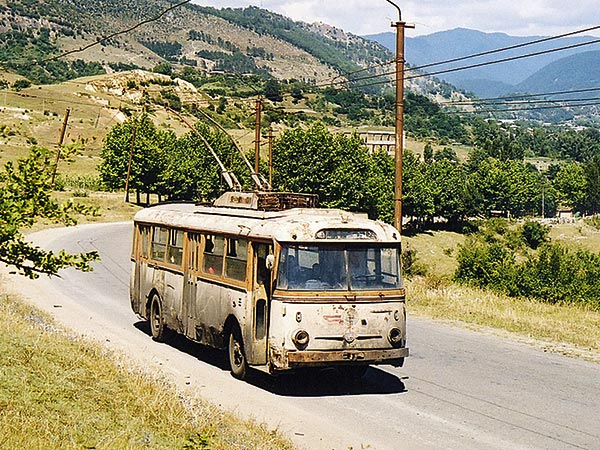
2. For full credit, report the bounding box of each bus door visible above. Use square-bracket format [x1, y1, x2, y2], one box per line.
[134, 225, 152, 314]
[249, 242, 272, 365]
[183, 233, 201, 339]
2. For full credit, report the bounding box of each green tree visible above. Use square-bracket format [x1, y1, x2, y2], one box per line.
[99, 114, 175, 202]
[0, 147, 98, 278]
[552, 163, 587, 211]
[584, 154, 600, 215]
[272, 123, 372, 212]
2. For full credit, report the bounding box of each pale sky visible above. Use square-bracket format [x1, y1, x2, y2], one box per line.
[192, 0, 600, 38]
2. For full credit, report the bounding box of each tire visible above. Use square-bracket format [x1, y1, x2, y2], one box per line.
[228, 327, 248, 380]
[149, 294, 168, 342]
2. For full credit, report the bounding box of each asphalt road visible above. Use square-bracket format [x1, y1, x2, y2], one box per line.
[9, 222, 600, 450]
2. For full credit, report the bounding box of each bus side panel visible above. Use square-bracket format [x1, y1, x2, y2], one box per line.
[193, 281, 247, 349]
[163, 270, 184, 331]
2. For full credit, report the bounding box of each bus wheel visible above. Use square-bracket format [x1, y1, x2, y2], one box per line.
[149, 294, 167, 342]
[228, 327, 248, 380]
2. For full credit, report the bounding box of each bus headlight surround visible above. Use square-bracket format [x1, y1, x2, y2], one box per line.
[293, 329, 310, 349]
[388, 327, 404, 348]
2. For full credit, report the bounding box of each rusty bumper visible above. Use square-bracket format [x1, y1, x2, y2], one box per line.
[285, 347, 409, 367]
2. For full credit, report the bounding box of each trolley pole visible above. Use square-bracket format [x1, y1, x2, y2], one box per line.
[254, 96, 262, 190]
[51, 107, 70, 187]
[386, 0, 414, 234]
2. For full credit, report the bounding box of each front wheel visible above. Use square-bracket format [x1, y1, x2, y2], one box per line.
[228, 328, 248, 380]
[149, 294, 168, 342]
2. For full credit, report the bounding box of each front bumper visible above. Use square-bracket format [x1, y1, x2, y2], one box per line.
[281, 347, 409, 368]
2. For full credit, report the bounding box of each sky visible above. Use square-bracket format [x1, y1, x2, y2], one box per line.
[192, 0, 600, 38]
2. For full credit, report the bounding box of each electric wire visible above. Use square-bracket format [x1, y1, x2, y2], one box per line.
[8, 0, 192, 68]
[313, 25, 600, 89]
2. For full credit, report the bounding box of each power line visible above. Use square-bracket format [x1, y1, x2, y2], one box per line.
[436, 87, 600, 105]
[344, 38, 600, 91]
[451, 100, 600, 114]
[10, 0, 192, 67]
[409, 25, 600, 72]
[313, 25, 600, 90]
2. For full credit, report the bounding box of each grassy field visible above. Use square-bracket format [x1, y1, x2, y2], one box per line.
[0, 293, 295, 450]
[405, 221, 600, 363]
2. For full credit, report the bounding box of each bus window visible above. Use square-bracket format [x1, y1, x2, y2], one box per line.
[151, 227, 168, 261]
[188, 233, 201, 272]
[203, 234, 224, 276]
[137, 225, 151, 259]
[167, 229, 184, 266]
[225, 238, 248, 282]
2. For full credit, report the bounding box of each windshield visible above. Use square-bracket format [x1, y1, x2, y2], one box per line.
[276, 244, 402, 291]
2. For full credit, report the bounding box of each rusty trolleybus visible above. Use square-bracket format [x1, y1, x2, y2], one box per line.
[130, 191, 408, 379]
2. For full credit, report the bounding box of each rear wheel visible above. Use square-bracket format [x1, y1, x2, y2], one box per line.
[228, 327, 248, 380]
[149, 294, 167, 342]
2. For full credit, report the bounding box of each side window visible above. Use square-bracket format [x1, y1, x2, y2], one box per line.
[167, 229, 184, 266]
[188, 233, 201, 272]
[151, 227, 168, 261]
[225, 238, 248, 282]
[203, 234, 224, 276]
[140, 226, 150, 259]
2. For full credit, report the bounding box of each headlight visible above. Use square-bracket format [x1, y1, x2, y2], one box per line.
[388, 327, 404, 348]
[292, 329, 310, 349]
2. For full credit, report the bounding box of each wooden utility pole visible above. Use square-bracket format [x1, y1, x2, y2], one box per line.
[386, 0, 414, 234]
[51, 107, 70, 187]
[124, 118, 138, 203]
[254, 96, 262, 190]
[268, 125, 273, 186]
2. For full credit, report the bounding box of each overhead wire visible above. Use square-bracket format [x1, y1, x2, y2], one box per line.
[7, 0, 192, 68]
[312, 25, 600, 89]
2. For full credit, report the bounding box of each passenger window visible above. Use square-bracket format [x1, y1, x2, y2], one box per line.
[137, 225, 151, 259]
[225, 238, 248, 282]
[167, 229, 184, 266]
[203, 234, 224, 276]
[151, 227, 168, 261]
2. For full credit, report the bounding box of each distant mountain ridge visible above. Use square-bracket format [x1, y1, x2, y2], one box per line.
[365, 28, 599, 97]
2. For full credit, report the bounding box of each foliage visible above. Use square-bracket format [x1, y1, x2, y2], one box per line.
[0, 146, 98, 278]
[455, 221, 600, 310]
[521, 220, 549, 249]
[98, 114, 175, 199]
[272, 122, 375, 213]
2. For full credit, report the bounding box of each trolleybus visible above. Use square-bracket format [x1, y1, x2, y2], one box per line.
[130, 191, 408, 379]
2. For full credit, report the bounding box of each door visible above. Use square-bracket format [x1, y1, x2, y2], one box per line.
[183, 233, 200, 339]
[249, 242, 272, 365]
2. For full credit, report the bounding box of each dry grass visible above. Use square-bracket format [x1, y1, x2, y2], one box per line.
[0, 293, 295, 450]
[407, 276, 600, 363]
[403, 230, 466, 277]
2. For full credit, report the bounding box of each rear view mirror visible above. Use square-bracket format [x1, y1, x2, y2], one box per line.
[266, 254, 275, 270]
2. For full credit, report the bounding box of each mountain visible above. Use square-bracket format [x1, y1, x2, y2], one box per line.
[516, 50, 600, 94]
[365, 28, 599, 97]
[0, 0, 394, 85]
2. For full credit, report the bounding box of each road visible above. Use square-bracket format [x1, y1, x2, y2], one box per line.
[5, 222, 600, 450]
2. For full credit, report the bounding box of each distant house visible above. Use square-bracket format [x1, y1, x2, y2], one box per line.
[557, 207, 574, 222]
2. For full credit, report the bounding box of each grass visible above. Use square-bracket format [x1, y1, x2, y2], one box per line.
[0, 292, 295, 450]
[407, 277, 600, 362]
[404, 222, 600, 363]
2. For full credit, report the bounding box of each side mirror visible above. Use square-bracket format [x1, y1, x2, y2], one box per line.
[265, 254, 275, 270]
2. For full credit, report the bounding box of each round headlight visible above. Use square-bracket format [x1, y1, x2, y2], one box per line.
[293, 329, 310, 349]
[388, 327, 404, 347]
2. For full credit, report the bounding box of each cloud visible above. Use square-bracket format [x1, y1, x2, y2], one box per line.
[191, 1, 600, 38]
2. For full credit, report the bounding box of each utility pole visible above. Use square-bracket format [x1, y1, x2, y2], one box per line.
[124, 117, 138, 203]
[51, 107, 70, 187]
[386, 0, 414, 234]
[254, 96, 262, 190]
[268, 125, 273, 187]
